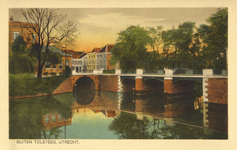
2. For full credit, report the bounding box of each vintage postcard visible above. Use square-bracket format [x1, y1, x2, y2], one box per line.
[1, 0, 237, 150]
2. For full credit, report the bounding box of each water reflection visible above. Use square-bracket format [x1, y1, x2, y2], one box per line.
[9, 95, 74, 139]
[9, 89, 227, 139]
[74, 89, 95, 105]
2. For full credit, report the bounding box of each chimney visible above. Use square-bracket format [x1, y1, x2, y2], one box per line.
[10, 16, 13, 21]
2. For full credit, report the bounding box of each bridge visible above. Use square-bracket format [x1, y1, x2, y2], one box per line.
[52, 68, 227, 105]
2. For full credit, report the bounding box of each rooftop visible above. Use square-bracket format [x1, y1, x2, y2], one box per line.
[42, 46, 72, 57]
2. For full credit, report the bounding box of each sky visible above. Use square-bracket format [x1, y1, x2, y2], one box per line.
[9, 8, 220, 52]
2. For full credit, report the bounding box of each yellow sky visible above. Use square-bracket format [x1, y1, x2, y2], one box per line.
[9, 8, 220, 53]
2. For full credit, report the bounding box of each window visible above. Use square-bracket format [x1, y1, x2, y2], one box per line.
[44, 115, 50, 123]
[58, 114, 62, 121]
[45, 61, 50, 69]
[32, 34, 37, 43]
[52, 64, 57, 69]
[59, 62, 62, 69]
[51, 115, 56, 122]
[66, 59, 69, 66]
[13, 32, 19, 41]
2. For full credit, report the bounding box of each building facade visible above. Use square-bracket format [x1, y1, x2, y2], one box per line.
[38, 46, 72, 76]
[71, 52, 87, 73]
[87, 48, 101, 71]
[96, 44, 114, 70]
[9, 17, 38, 55]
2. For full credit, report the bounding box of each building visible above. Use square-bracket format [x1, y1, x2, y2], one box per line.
[81, 53, 88, 72]
[87, 48, 101, 71]
[71, 52, 88, 73]
[96, 44, 114, 70]
[62, 50, 83, 59]
[9, 17, 38, 55]
[37, 46, 72, 76]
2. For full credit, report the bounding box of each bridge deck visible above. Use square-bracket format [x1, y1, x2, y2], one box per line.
[72, 73, 227, 78]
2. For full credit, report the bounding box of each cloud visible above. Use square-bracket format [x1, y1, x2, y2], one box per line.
[78, 12, 165, 29]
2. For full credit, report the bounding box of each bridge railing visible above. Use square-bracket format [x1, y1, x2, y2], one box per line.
[72, 68, 228, 77]
[213, 69, 228, 76]
[143, 70, 165, 75]
[75, 70, 93, 74]
[103, 70, 115, 74]
[121, 70, 136, 74]
[173, 68, 203, 76]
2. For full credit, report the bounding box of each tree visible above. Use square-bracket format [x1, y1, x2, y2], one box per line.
[161, 22, 204, 69]
[161, 27, 178, 68]
[9, 36, 36, 74]
[54, 21, 78, 50]
[203, 8, 228, 69]
[110, 25, 152, 71]
[147, 26, 163, 57]
[20, 8, 77, 78]
[11, 35, 27, 55]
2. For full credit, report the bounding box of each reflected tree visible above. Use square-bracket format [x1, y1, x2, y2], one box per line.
[108, 112, 152, 139]
[9, 95, 72, 139]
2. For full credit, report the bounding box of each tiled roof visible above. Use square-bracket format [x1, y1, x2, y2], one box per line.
[107, 44, 115, 52]
[92, 48, 101, 53]
[77, 52, 84, 56]
[42, 46, 72, 57]
[99, 44, 115, 53]
[79, 53, 87, 58]
[63, 50, 81, 58]
[99, 46, 107, 53]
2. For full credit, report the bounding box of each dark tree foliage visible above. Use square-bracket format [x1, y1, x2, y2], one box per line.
[203, 8, 228, 69]
[64, 66, 72, 77]
[9, 36, 36, 74]
[110, 25, 153, 71]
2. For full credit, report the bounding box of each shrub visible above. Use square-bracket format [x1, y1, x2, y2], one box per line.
[50, 72, 56, 76]
[43, 72, 49, 76]
[64, 66, 72, 77]
[9, 74, 68, 97]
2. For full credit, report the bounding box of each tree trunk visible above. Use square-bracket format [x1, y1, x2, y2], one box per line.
[37, 46, 42, 78]
[37, 66, 42, 78]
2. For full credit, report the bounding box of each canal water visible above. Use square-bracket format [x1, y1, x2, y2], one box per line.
[9, 90, 227, 139]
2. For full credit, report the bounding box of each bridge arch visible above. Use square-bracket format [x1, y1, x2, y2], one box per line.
[143, 78, 164, 91]
[71, 75, 99, 92]
[172, 80, 194, 94]
[122, 77, 135, 92]
[74, 76, 96, 90]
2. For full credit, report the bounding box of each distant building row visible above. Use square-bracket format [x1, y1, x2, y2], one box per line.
[71, 44, 114, 73]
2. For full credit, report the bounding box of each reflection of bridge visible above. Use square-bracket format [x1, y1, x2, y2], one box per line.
[70, 90, 227, 132]
[53, 68, 227, 105]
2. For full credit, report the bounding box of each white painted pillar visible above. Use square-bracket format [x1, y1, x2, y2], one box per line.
[136, 69, 143, 76]
[115, 69, 121, 75]
[164, 69, 173, 80]
[202, 69, 213, 103]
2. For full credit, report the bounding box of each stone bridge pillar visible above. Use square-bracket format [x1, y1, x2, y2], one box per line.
[135, 69, 145, 91]
[164, 69, 174, 93]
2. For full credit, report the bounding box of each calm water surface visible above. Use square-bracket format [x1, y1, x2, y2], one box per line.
[9, 90, 227, 139]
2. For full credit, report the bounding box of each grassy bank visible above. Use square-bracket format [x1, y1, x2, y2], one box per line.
[9, 74, 68, 97]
